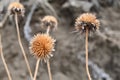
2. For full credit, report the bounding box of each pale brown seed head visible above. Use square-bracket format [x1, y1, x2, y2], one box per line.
[75, 13, 100, 33]
[30, 34, 55, 61]
[41, 15, 58, 30]
[8, 2, 25, 16]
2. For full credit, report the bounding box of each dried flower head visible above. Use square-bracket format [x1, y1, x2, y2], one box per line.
[8, 2, 25, 16]
[30, 34, 55, 61]
[75, 13, 100, 33]
[41, 15, 58, 30]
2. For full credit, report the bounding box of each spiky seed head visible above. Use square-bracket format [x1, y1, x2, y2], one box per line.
[8, 2, 25, 16]
[41, 15, 58, 30]
[75, 13, 100, 33]
[30, 34, 55, 61]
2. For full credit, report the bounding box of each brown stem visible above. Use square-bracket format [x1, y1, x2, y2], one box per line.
[0, 13, 9, 27]
[85, 28, 92, 80]
[14, 13, 33, 79]
[47, 60, 52, 80]
[0, 35, 12, 80]
[46, 26, 50, 35]
[33, 59, 40, 80]
[46, 25, 52, 80]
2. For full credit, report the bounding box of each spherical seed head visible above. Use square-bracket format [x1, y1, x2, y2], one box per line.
[41, 15, 58, 30]
[75, 13, 100, 33]
[30, 34, 55, 61]
[8, 2, 25, 16]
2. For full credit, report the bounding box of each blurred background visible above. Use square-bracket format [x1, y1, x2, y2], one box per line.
[0, 0, 120, 80]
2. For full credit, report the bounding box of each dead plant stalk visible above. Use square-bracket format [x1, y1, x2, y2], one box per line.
[85, 28, 92, 80]
[46, 27, 53, 80]
[33, 59, 40, 80]
[14, 13, 33, 79]
[0, 35, 12, 80]
[47, 60, 52, 80]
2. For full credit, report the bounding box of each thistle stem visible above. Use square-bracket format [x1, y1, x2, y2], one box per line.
[14, 13, 33, 79]
[46, 24, 52, 80]
[47, 60, 52, 80]
[85, 28, 92, 80]
[0, 35, 12, 80]
[0, 13, 9, 27]
[33, 59, 40, 80]
[46, 26, 50, 35]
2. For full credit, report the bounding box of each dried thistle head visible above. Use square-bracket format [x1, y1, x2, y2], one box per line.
[41, 15, 58, 30]
[8, 2, 25, 16]
[75, 13, 100, 33]
[30, 34, 55, 61]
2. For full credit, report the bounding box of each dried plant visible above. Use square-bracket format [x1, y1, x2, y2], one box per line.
[75, 13, 99, 33]
[75, 13, 100, 80]
[39, 15, 57, 80]
[41, 15, 58, 34]
[30, 34, 55, 80]
[8, 2, 33, 79]
[8, 2, 25, 16]
[0, 1, 25, 27]
[0, 35, 12, 80]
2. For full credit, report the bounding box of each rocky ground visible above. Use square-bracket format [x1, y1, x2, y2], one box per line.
[0, 0, 120, 80]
